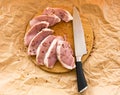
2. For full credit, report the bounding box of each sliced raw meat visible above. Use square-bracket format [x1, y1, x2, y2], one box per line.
[57, 40, 75, 69]
[43, 7, 73, 22]
[44, 36, 64, 68]
[24, 21, 49, 46]
[28, 28, 53, 55]
[36, 35, 56, 65]
[30, 15, 61, 27]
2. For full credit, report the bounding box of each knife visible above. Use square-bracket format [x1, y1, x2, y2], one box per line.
[73, 7, 88, 92]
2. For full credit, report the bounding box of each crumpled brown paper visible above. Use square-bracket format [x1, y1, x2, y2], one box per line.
[0, 0, 120, 95]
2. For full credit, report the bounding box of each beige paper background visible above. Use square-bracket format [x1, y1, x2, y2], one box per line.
[0, 0, 120, 95]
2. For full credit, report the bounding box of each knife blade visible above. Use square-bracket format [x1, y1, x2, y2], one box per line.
[73, 7, 87, 92]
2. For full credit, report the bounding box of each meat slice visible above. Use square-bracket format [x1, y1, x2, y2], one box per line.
[43, 7, 73, 22]
[24, 21, 49, 46]
[56, 40, 75, 69]
[44, 36, 64, 68]
[30, 15, 61, 27]
[28, 28, 53, 55]
[36, 35, 56, 65]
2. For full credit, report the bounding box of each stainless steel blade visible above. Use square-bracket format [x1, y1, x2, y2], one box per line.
[73, 7, 87, 61]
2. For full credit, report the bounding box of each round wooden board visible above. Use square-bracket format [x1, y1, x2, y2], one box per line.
[26, 7, 94, 73]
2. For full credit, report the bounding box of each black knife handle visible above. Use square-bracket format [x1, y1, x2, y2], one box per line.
[76, 61, 87, 92]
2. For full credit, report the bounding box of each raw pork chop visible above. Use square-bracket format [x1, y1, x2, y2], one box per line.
[24, 21, 49, 46]
[44, 36, 64, 68]
[43, 7, 73, 22]
[57, 40, 75, 69]
[28, 28, 53, 55]
[36, 35, 56, 65]
[30, 15, 61, 27]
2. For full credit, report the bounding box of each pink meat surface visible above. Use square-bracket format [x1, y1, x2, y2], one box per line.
[36, 35, 56, 65]
[30, 15, 61, 27]
[44, 36, 64, 68]
[57, 40, 75, 69]
[24, 21, 49, 46]
[43, 7, 73, 22]
[28, 28, 53, 55]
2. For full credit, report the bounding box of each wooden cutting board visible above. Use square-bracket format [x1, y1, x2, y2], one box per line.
[26, 7, 94, 73]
